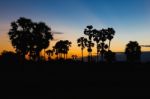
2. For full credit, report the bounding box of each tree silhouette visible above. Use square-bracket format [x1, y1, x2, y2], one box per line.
[63, 40, 72, 59]
[84, 25, 93, 40]
[83, 26, 116, 62]
[107, 28, 115, 50]
[86, 40, 94, 62]
[93, 29, 101, 62]
[32, 22, 53, 60]
[77, 37, 88, 62]
[99, 29, 108, 62]
[46, 49, 54, 61]
[53, 41, 62, 59]
[53, 40, 72, 60]
[84, 25, 94, 62]
[8, 17, 53, 61]
[125, 41, 141, 62]
[8, 18, 32, 59]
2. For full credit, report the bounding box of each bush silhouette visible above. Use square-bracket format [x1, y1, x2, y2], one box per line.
[0, 51, 19, 64]
[125, 41, 141, 62]
[104, 50, 116, 63]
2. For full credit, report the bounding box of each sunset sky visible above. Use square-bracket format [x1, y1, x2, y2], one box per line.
[0, 0, 150, 58]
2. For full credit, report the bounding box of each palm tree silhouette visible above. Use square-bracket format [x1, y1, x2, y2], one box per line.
[84, 25, 94, 62]
[107, 28, 115, 50]
[99, 29, 108, 62]
[93, 29, 101, 62]
[53, 41, 62, 59]
[84, 25, 93, 40]
[46, 49, 53, 61]
[125, 41, 141, 62]
[63, 40, 72, 59]
[77, 37, 88, 62]
[86, 40, 94, 62]
[53, 46, 59, 60]
[99, 42, 108, 62]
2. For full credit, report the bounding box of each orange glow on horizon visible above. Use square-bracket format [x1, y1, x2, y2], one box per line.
[1, 32, 150, 58]
[1, 24, 150, 58]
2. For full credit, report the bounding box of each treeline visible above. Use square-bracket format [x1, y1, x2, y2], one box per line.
[0, 17, 142, 63]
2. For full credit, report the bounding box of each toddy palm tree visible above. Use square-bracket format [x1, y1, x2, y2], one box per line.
[99, 42, 108, 62]
[86, 40, 94, 62]
[63, 40, 72, 59]
[53, 45, 59, 60]
[84, 25, 93, 40]
[107, 28, 115, 50]
[77, 37, 88, 62]
[53, 40, 62, 59]
[93, 29, 102, 62]
[84, 25, 94, 62]
[99, 29, 108, 62]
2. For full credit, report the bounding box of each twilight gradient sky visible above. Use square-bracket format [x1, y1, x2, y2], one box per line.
[0, 0, 150, 57]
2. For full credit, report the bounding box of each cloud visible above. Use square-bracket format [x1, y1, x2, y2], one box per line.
[52, 31, 64, 35]
[52, 38, 60, 41]
[140, 45, 150, 47]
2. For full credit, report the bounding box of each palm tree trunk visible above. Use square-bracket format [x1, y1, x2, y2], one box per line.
[101, 53, 104, 62]
[48, 55, 50, 61]
[21, 53, 26, 62]
[36, 52, 40, 61]
[64, 54, 65, 59]
[91, 52, 92, 62]
[88, 52, 90, 62]
[58, 54, 59, 59]
[101, 42, 104, 62]
[60, 53, 61, 59]
[81, 49, 83, 62]
[66, 54, 67, 60]
[29, 51, 32, 60]
[44, 49, 46, 60]
[57, 54, 59, 60]
[96, 43, 98, 63]
[108, 40, 111, 50]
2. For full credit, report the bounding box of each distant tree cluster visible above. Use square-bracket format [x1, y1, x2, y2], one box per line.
[7, 17, 73, 61]
[77, 25, 116, 63]
[53, 40, 72, 60]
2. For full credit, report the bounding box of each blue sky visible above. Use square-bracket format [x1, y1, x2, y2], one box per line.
[0, 0, 150, 55]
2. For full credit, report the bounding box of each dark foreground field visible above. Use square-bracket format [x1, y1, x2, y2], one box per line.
[1, 61, 150, 98]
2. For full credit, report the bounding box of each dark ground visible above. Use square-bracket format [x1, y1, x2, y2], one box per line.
[1, 61, 150, 98]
